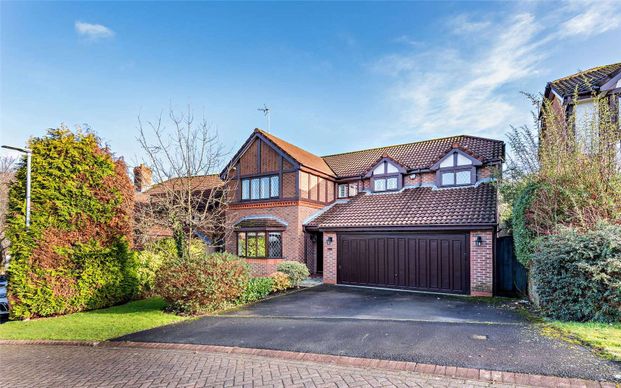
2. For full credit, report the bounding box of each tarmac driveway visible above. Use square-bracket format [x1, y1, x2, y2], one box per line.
[116, 285, 621, 381]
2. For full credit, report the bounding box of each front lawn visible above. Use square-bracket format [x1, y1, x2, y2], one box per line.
[548, 321, 621, 361]
[0, 298, 187, 341]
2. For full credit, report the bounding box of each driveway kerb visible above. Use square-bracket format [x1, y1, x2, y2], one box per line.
[0, 339, 616, 387]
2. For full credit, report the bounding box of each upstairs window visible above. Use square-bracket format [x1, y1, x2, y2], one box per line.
[434, 151, 478, 187]
[241, 175, 279, 200]
[337, 182, 359, 198]
[369, 160, 402, 192]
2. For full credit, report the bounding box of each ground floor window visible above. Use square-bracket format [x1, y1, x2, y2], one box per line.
[237, 231, 282, 258]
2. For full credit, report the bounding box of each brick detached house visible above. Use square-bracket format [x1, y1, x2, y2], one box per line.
[543, 62, 621, 134]
[221, 129, 504, 296]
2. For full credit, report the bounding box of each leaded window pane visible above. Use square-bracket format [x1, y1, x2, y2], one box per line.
[256, 232, 266, 257]
[455, 170, 471, 185]
[441, 172, 455, 186]
[247, 232, 257, 257]
[374, 178, 386, 192]
[260, 177, 270, 199]
[251, 178, 260, 200]
[241, 179, 250, 200]
[338, 184, 347, 198]
[386, 177, 398, 190]
[270, 176, 279, 198]
[348, 183, 358, 196]
[268, 232, 282, 258]
[237, 232, 247, 256]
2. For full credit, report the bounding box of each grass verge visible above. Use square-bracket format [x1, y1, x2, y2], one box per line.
[546, 321, 621, 361]
[0, 298, 187, 341]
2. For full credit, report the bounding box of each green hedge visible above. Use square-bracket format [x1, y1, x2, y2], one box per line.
[6, 128, 137, 319]
[531, 223, 621, 322]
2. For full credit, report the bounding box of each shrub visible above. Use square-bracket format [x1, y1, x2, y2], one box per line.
[512, 182, 539, 266]
[276, 261, 309, 287]
[5, 128, 137, 319]
[269, 271, 291, 292]
[156, 252, 249, 314]
[239, 277, 274, 304]
[531, 223, 621, 323]
[136, 238, 206, 296]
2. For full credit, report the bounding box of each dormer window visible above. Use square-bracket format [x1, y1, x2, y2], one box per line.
[365, 156, 406, 192]
[432, 148, 481, 187]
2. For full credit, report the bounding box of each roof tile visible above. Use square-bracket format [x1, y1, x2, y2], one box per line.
[550, 62, 621, 98]
[306, 183, 497, 228]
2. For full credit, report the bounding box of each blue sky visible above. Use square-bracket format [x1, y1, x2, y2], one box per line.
[1, 1, 620, 169]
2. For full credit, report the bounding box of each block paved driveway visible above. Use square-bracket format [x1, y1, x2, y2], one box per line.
[118, 285, 621, 382]
[1, 344, 524, 387]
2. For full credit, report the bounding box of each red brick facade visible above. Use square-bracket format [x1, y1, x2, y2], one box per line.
[222, 129, 500, 295]
[322, 232, 337, 284]
[469, 230, 494, 296]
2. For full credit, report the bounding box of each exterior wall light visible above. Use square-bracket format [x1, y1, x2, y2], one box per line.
[326, 236, 333, 245]
[475, 235, 483, 246]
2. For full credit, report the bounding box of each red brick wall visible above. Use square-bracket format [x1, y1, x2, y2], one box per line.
[225, 202, 323, 276]
[470, 230, 494, 296]
[322, 232, 337, 284]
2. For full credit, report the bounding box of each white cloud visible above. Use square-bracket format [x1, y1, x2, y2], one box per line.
[75, 21, 114, 40]
[372, 3, 621, 141]
[559, 0, 621, 38]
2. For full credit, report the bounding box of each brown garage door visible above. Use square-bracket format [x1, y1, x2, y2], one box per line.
[337, 233, 469, 294]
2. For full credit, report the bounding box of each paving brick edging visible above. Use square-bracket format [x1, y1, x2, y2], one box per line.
[0, 339, 616, 387]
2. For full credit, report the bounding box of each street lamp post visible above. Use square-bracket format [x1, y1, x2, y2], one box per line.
[1, 145, 32, 228]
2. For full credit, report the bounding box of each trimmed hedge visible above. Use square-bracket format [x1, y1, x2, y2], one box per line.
[531, 223, 621, 322]
[276, 261, 309, 287]
[6, 128, 137, 319]
[156, 252, 249, 314]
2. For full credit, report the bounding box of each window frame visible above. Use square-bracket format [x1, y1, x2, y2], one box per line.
[432, 150, 480, 188]
[240, 174, 280, 201]
[237, 231, 282, 258]
[337, 182, 359, 198]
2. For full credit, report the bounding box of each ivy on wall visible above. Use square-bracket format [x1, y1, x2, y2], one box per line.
[6, 127, 137, 319]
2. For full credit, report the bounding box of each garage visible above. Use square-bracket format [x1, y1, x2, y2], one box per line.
[337, 232, 469, 294]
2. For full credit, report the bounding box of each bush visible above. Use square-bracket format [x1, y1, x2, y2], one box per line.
[5, 128, 137, 319]
[269, 271, 291, 292]
[276, 261, 309, 287]
[136, 238, 206, 296]
[531, 223, 621, 322]
[512, 182, 539, 266]
[239, 277, 274, 304]
[156, 252, 249, 314]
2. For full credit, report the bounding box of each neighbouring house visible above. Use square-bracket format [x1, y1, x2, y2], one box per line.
[133, 164, 225, 248]
[543, 62, 621, 142]
[221, 129, 504, 296]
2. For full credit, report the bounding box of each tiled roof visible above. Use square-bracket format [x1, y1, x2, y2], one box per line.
[306, 183, 497, 228]
[258, 129, 336, 177]
[145, 174, 223, 196]
[550, 62, 621, 98]
[322, 136, 504, 177]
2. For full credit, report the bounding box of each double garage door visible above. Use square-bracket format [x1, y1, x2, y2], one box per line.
[337, 232, 470, 294]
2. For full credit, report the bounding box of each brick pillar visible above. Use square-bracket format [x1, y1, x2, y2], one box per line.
[323, 232, 337, 284]
[470, 230, 494, 296]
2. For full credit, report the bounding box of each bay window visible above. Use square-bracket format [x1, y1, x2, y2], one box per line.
[237, 231, 282, 258]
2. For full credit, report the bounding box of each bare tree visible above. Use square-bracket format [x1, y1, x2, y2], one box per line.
[136, 107, 232, 259]
[0, 156, 17, 271]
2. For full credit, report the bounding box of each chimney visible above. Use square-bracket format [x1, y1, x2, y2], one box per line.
[133, 164, 152, 192]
